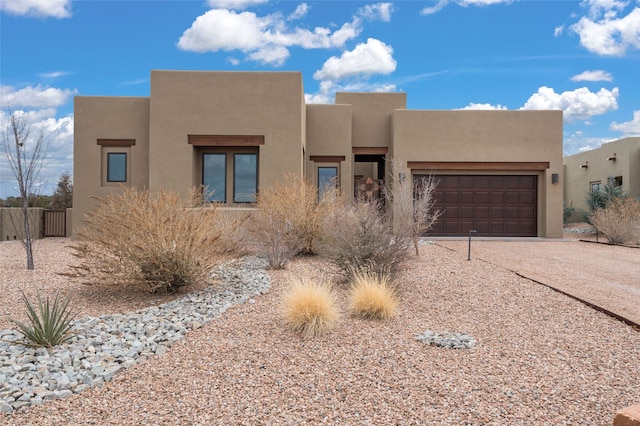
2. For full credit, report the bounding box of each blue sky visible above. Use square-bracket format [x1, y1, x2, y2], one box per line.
[1, 0, 639, 197]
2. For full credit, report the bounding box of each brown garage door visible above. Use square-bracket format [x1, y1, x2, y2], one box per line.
[421, 175, 537, 237]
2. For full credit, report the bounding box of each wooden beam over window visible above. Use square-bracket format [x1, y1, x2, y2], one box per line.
[352, 147, 388, 155]
[310, 155, 346, 162]
[407, 161, 550, 171]
[188, 135, 265, 146]
[97, 139, 136, 147]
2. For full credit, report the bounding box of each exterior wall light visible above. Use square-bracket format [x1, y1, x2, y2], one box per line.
[607, 153, 616, 161]
[581, 162, 588, 169]
[552, 173, 559, 184]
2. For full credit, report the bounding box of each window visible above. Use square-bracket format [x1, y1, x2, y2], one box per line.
[107, 152, 127, 182]
[609, 176, 623, 187]
[203, 153, 226, 202]
[200, 150, 258, 203]
[590, 181, 601, 192]
[234, 153, 257, 203]
[318, 166, 338, 199]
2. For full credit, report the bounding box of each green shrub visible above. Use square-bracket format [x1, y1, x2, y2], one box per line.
[349, 270, 398, 320]
[12, 292, 76, 348]
[281, 277, 339, 337]
[319, 198, 410, 280]
[64, 187, 226, 293]
[590, 198, 640, 244]
[584, 179, 626, 223]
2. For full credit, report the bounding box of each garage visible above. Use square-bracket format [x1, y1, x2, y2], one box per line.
[420, 175, 537, 237]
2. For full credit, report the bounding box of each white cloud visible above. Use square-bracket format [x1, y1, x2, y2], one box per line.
[39, 71, 72, 79]
[177, 7, 370, 65]
[206, 0, 267, 10]
[570, 5, 640, 55]
[563, 131, 613, 156]
[0, 0, 71, 18]
[313, 38, 396, 81]
[288, 3, 308, 21]
[359, 3, 393, 22]
[421, 0, 512, 15]
[0, 108, 74, 197]
[570, 69, 613, 82]
[521, 86, 619, 122]
[554, 25, 564, 37]
[305, 80, 397, 104]
[610, 110, 640, 134]
[0, 85, 77, 109]
[459, 103, 508, 110]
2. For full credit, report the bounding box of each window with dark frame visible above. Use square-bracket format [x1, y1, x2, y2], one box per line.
[318, 166, 338, 199]
[203, 153, 226, 202]
[233, 153, 257, 203]
[610, 176, 623, 187]
[590, 181, 602, 192]
[107, 152, 127, 182]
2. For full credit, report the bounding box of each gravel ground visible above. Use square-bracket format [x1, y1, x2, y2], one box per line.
[2, 238, 640, 425]
[436, 237, 640, 326]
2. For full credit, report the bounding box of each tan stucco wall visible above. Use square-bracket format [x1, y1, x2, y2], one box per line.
[391, 110, 564, 238]
[73, 96, 150, 236]
[306, 104, 353, 197]
[148, 71, 305, 196]
[563, 137, 640, 220]
[335, 92, 406, 148]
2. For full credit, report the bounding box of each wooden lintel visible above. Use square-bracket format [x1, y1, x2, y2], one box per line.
[97, 139, 136, 147]
[310, 155, 346, 162]
[407, 161, 550, 171]
[352, 147, 388, 155]
[188, 135, 265, 146]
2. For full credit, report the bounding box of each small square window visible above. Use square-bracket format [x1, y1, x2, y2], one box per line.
[610, 176, 623, 187]
[590, 181, 601, 192]
[107, 153, 127, 182]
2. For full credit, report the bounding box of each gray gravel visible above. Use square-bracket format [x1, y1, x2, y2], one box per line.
[1, 257, 270, 413]
[2, 240, 640, 425]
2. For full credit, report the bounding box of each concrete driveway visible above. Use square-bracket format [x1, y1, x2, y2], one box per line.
[433, 239, 640, 327]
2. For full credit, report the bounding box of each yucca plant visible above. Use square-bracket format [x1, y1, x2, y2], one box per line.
[12, 291, 76, 348]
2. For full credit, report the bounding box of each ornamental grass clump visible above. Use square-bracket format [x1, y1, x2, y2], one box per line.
[349, 270, 398, 320]
[12, 292, 76, 348]
[63, 187, 229, 293]
[281, 277, 339, 337]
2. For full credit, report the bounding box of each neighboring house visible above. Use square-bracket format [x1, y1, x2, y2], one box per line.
[73, 70, 563, 238]
[563, 137, 640, 221]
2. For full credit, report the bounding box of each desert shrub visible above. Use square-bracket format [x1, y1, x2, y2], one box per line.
[64, 187, 225, 293]
[563, 201, 576, 224]
[249, 173, 342, 268]
[589, 198, 640, 245]
[584, 179, 626, 223]
[12, 292, 76, 348]
[349, 270, 398, 320]
[319, 198, 410, 280]
[281, 277, 339, 337]
[384, 160, 441, 255]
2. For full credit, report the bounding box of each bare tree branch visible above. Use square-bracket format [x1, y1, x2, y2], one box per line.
[1, 108, 48, 270]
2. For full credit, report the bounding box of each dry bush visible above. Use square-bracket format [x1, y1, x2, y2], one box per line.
[319, 198, 410, 280]
[384, 160, 441, 255]
[281, 276, 339, 337]
[64, 187, 227, 293]
[250, 173, 342, 268]
[349, 270, 398, 320]
[590, 198, 640, 245]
